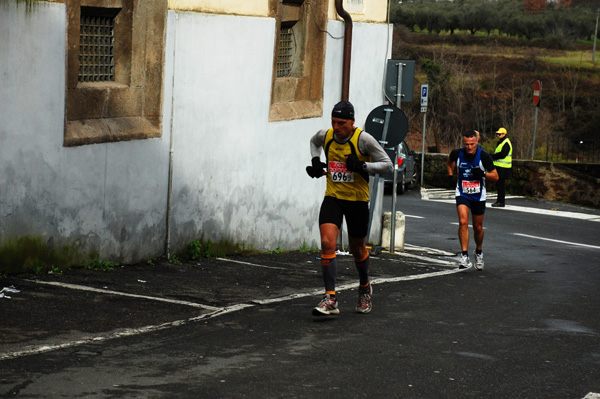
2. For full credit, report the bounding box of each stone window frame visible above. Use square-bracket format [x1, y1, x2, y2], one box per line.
[268, 0, 328, 122]
[65, 0, 166, 146]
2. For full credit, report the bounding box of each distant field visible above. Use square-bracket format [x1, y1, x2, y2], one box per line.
[541, 51, 599, 69]
[396, 30, 600, 79]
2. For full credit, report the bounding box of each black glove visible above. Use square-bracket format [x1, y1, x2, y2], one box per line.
[345, 154, 365, 172]
[447, 175, 457, 189]
[471, 166, 486, 179]
[306, 157, 327, 178]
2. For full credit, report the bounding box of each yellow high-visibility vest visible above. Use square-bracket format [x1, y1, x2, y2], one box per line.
[493, 138, 512, 168]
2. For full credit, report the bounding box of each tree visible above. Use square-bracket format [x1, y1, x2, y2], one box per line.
[523, 0, 548, 14]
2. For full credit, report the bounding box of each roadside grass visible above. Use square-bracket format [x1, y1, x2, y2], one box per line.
[186, 238, 260, 260]
[0, 236, 90, 276]
[540, 51, 599, 70]
[0, 234, 318, 276]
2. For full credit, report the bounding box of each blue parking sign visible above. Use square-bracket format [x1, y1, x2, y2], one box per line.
[421, 84, 428, 107]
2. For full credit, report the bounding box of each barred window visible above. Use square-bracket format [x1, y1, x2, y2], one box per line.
[78, 13, 116, 82]
[276, 27, 294, 78]
[65, 0, 166, 146]
[269, 0, 326, 122]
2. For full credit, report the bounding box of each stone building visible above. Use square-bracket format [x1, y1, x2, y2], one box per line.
[0, 0, 393, 263]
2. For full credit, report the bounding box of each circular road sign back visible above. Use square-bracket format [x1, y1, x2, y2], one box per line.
[364, 105, 408, 148]
[533, 80, 541, 106]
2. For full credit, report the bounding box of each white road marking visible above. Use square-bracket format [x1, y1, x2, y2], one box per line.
[583, 393, 600, 399]
[513, 233, 600, 250]
[491, 204, 600, 222]
[3, 255, 465, 361]
[216, 257, 288, 270]
[0, 306, 252, 361]
[404, 214, 425, 219]
[404, 244, 455, 256]
[253, 267, 466, 305]
[387, 251, 458, 267]
[421, 188, 600, 222]
[24, 280, 221, 311]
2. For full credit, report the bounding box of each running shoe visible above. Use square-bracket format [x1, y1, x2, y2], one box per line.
[355, 284, 373, 314]
[459, 254, 472, 269]
[312, 294, 339, 316]
[473, 251, 484, 271]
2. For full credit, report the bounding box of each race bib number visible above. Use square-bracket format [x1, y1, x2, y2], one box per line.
[329, 161, 354, 183]
[462, 180, 481, 194]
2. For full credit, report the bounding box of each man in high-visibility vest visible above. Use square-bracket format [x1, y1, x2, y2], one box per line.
[491, 127, 512, 207]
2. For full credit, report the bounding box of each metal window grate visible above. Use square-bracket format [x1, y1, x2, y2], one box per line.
[78, 14, 115, 82]
[276, 27, 294, 77]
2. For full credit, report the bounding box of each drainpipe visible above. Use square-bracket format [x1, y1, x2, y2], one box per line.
[335, 0, 352, 101]
[166, 15, 178, 260]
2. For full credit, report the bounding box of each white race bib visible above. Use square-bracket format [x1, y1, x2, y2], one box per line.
[462, 180, 481, 194]
[329, 161, 354, 183]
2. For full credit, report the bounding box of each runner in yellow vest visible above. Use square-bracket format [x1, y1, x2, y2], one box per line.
[306, 101, 393, 316]
[491, 127, 513, 207]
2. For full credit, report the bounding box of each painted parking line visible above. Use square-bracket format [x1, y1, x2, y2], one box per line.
[3, 255, 465, 361]
[0, 305, 253, 361]
[254, 266, 466, 305]
[404, 243, 455, 257]
[24, 280, 221, 311]
[387, 250, 458, 267]
[216, 257, 288, 270]
[513, 233, 600, 250]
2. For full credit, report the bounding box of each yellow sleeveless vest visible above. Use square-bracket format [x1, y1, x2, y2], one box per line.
[324, 128, 371, 201]
[493, 138, 513, 168]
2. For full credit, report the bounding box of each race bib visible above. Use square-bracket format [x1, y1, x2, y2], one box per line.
[462, 180, 481, 194]
[329, 161, 354, 183]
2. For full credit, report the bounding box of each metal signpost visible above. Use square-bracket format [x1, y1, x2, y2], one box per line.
[420, 84, 428, 186]
[366, 59, 413, 253]
[364, 105, 408, 252]
[385, 60, 415, 105]
[594, 8, 599, 63]
[532, 80, 541, 159]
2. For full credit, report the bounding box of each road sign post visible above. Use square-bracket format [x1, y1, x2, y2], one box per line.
[532, 81, 541, 159]
[420, 84, 428, 186]
[364, 105, 408, 249]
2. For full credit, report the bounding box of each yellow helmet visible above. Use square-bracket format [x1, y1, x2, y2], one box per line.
[496, 127, 507, 135]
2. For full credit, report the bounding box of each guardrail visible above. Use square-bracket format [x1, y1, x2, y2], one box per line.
[545, 136, 600, 163]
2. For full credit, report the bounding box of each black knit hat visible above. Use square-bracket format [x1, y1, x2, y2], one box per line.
[331, 101, 355, 120]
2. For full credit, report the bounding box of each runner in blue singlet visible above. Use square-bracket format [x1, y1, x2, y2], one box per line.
[447, 130, 499, 270]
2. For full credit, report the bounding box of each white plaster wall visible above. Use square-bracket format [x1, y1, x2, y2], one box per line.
[0, 1, 391, 263]
[0, 1, 172, 263]
[167, 11, 392, 253]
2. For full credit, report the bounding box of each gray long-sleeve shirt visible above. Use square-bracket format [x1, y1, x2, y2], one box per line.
[309, 128, 393, 175]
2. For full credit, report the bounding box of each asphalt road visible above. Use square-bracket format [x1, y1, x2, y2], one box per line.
[1, 187, 599, 398]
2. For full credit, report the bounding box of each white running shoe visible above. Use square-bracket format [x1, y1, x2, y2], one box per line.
[473, 251, 484, 271]
[312, 294, 340, 316]
[355, 284, 373, 314]
[459, 254, 472, 269]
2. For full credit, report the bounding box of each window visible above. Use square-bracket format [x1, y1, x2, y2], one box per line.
[276, 27, 294, 78]
[65, 0, 166, 146]
[269, 0, 327, 122]
[78, 11, 117, 83]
